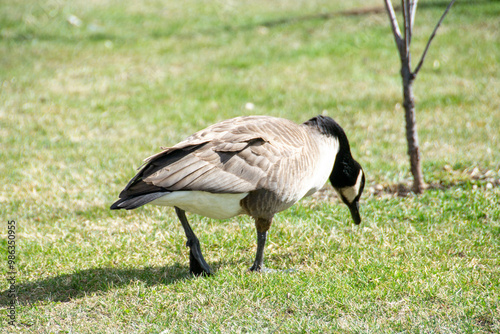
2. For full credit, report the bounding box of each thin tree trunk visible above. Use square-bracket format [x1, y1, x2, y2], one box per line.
[401, 61, 425, 193]
[384, 0, 455, 194]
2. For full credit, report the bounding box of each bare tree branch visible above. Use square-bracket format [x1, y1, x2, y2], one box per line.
[409, 0, 418, 32]
[401, 0, 411, 56]
[414, 0, 456, 75]
[383, 0, 404, 57]
[407, 0, 418, 45]
[402, 0, 411, 56]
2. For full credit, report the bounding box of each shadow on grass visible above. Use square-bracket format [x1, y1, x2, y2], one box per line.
[6, 1, 492, 42]
[368, 180, 500, 198]
[158, 0, 493, 38]
[313, 173, 499, 201]
[0, 262, 229, 306]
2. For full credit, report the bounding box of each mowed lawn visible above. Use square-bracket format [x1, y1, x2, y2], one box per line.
[1, 0, 499, 332]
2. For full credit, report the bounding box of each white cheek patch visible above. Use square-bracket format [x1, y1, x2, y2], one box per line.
[340, 170, 363, 204]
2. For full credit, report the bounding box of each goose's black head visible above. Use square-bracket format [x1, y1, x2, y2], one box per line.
[305, 115, 365, 225]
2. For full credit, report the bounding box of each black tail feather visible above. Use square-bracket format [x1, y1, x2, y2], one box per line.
[110, 192, 169, 210]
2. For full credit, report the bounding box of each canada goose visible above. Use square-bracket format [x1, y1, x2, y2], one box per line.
[111, 115, 365, 276]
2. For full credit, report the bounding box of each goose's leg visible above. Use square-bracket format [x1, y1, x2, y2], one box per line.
[249, 231, 267, 272]
[249, 217, 273, 272]
[175, 207, 212, 276]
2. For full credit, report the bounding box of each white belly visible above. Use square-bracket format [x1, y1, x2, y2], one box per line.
[150, 191, 249, 219]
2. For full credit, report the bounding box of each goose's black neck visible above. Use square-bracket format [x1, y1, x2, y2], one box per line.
[304, 115, 361, 189]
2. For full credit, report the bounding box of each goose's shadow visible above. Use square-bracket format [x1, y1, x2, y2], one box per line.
[0, 262, 224, 307]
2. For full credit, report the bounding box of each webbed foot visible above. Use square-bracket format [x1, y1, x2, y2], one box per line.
[187, 238, 212, 276]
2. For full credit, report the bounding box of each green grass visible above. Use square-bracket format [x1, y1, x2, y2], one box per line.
[1, 0, 499, 332]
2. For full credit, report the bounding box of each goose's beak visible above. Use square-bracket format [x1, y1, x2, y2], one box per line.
[348, 200, 361, 225]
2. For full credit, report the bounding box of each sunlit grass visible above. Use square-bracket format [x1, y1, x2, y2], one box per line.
[1, 0, 499, 332]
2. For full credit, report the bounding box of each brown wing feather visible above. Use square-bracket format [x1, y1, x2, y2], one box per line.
[119, 116, 311, 198]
